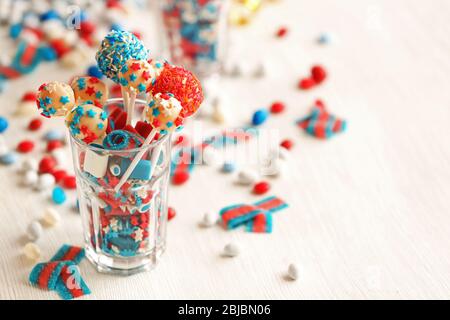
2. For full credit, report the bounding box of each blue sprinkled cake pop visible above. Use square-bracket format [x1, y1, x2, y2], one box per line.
[95, 30, 149, 84]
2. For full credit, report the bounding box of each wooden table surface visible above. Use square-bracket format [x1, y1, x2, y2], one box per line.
[0, 0, 449, 299]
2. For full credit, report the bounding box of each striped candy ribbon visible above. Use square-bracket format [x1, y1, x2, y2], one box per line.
[297, 104, 346, 139]
[220, 196, 288, 233]
[29, 245, 90, 300]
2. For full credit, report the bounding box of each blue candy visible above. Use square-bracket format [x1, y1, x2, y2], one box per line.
[44, 130, 64, 141]
[38, 46, 57, 61]
[87, 65, 104, 79]
[222, 162, 236, 173]
[252, 109, 269, 126]
[52, 187, 66, 205]
[119, 159, 152, 181]
[318, 33, 332, 44]
[0, 152, 17, 165]
[40, 10, 60, 22]
[9, 23, 22, 39]
[0, 117, 9, 133]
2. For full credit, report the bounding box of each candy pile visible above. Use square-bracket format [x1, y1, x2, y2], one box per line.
[296, 100, 347, 139]
[0, 0, 136, 90]
[35, 30, 203, 258]
[161, 0, 227, 76]
[29, 244, 90, 300]
[298, 65, 327, 90]
[219, 196, 288, 233]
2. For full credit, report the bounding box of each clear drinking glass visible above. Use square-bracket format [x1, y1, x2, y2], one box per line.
[70, 98, 171, 275]
[159, 0, 230, 80]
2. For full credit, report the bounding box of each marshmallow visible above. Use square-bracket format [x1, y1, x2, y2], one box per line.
[83, 149, 109, 178]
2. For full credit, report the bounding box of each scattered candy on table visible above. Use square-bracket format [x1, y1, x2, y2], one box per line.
[41, 207, 60, 227]
[29, 244, 90, 300]
[220, 196, 288, 233]
[252, 181, 270, 195]
[270, 101, 285, 114]
[17, 140, 35, 153]
[23, 242, 41, 261]
[280, 139, 293, 150]
[252, 109, 269, 126]
[26, 221, 43, 242]
[223, 242, 240, 257]
[237, 169, 258, 185]
[296, 100, 347, 139]
[52, 186, 66, 205]
[287, 263, 299, 281]
[200, 211, 217, 228]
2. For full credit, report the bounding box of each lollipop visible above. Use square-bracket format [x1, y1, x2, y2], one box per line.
[95, 30, 149, 84]
[145, 93, 183, 134]
[149, 64, 203, 117]
[118, 59, 158, 94]
[70, 76, 109, 106]
[118, 59, 159, 125]
[37, 81, 75, 117]
[65, 103, 108, 144]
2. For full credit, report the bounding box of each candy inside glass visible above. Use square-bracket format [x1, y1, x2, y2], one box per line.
[159, 0, 230, 80]
[70, 98, 171, 275]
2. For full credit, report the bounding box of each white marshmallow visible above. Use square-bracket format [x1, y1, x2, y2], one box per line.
[83, 149, 109, 178]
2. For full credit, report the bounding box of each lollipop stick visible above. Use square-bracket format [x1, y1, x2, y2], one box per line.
[121, 86, 129, 114]
[127, 90, 137, 125]
[114, 129, 158, 192]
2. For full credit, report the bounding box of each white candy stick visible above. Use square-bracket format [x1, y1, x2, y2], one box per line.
[114, 129, 157, 192]
[127, 90, 137, 125]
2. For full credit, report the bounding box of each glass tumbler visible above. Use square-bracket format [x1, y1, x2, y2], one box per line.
[159, 0, 230, 80]
[70, 98, 171, 275]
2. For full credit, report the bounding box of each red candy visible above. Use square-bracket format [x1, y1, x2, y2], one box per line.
[298, 78, 316, 90]
[253, 181, 270, 195]
[28, 118, 42, 131]
[270, 102, 285, 114]
[39, 156, 57, 174]
[311, 65, 327, 84]
[22, 92, 37, 102]
[172, 171, 189, 185]
[62, 176, 76, 189]
[17, 140, 34, 153]
[150, 64, 204, 117]
[168, 207, 176, 220]
[276, 27, 288, 38]
[46, 140, 63, 152]
[52, 169, 67, 183]
[280, 139, 293, 150]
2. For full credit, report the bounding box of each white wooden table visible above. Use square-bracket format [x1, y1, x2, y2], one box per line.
[1, 0, 449, 299]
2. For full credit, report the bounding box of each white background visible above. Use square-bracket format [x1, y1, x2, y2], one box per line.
[0, 0, 449, 299]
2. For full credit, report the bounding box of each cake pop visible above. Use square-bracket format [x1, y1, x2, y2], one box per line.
[37, 81, 75, 117]
[70, 76, 109, 106]
[118, 59, 158, 94]
[145, 93, 183, 135]
[150, 64, 203, 117]
[95, 30, 149, 84]
[65, 103, 108, 144]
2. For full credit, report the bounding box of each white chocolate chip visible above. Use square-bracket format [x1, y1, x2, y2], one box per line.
[287, 263, 299, 281]
[237, 170, 258, 185]
[23, 170, 39, 187]
[23, 242, 41, 261]
[200, 212, 217, 228]
[223, 243, 239, 257]
[35, 173, 55, 190]
[41, 208, 60, 227]
[26, 221, 43, 242]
